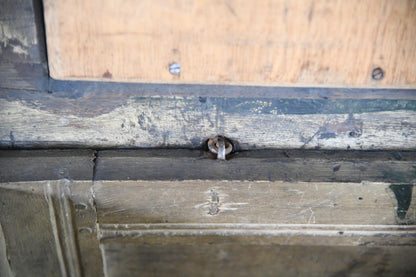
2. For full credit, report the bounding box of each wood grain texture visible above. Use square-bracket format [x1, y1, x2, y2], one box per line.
[0, 0, 48, 90]
[1, 179, 415, 276]
[100, 242, 416, 277]
[0, 180, 103, 277]
[1, 93, 416, 150]
[0, 150, 95, 182]
[95, 149, 416, 183]
[0, 182, 63, 277]
[62, 180, 104, 277]
[93, 181, 416, 225]
[43, 0, 416, 88]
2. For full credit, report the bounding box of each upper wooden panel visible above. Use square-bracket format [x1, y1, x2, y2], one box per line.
[44, 0, 416, 88]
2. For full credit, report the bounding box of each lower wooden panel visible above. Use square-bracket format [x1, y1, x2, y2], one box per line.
[1, 180, 415, 276]
[0, 182, 62, 277]
[101, 241, 416, 277]
[0, 180, 102, 277]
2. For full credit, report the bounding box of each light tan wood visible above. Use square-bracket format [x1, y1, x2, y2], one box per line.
[43, 0, 416, 88]
[93, 180, 416, 225]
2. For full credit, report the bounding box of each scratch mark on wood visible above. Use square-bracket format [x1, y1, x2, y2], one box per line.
[208, 189, 220, 215]
[9, 131, 15, 147]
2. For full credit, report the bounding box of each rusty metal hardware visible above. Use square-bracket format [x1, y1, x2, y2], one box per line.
[207, 136, 232, 160]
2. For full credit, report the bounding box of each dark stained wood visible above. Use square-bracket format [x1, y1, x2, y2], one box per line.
[95, 149, 416, 183]
[48, 79, 416, 100]
[0, 63, 47, 91]
[0, 180, 103, 277]
[0, 0, 48, 91]
[0, 182, 63, 276]
[0, 150, 95, 182]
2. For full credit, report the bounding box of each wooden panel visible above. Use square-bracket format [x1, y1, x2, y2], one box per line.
[43, 0, 416, 88]
[93, 181, 416, 225]
[95, 180, 416, 276]
[0, 150, 95, 182]
[1, 92, 416, 150]
[0, 181, 103, 277]
[0, 0, 48, 90]
[0, 182, 63, 276]
[100, 242, 416, 277]
[95, 149, 416, 183]
[65, 181, 104, 277]
[1, 179, 415, 276]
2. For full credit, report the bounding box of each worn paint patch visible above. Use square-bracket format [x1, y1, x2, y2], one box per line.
[319, 114, 363, 139]
[219, 99, 416, 115]
[382, 166, 416, 183]
[389, 184, 414, 220]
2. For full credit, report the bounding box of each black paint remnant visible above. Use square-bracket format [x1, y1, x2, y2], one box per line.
[102, 70, 112, 78]
[389, 184, 414, 219]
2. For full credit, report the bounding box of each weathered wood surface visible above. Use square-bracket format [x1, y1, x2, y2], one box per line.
[0, 150, 95, 182]
[1, 178, 415, 276]
[0, 182, 64, 277]
[0, 0, 47, 91]
[93, 181, 416, 225]
[94, 180, 416, 276]
[100, 242, 416, 277]
[95, 149, 416, 182]
[44, 0, 416, 88]
[0, 180, 103, 277]
[1, 90, 416, 149]
[66, 181, 104, 277]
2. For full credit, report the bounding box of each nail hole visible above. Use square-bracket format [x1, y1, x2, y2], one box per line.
[358, 197, 363, 200]
[332, 164, 341, 172]
[338, 231, 344, 235]
[371, 67, 384, 81]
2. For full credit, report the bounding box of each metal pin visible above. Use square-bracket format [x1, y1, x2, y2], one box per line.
[207, 136, 232, 160]
[217, 137, 226, 160]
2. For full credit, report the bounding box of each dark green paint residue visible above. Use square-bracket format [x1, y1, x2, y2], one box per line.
[382, 166, 416, 183]
[134, 97, 416, 115]
[389, 184, 414, 219]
